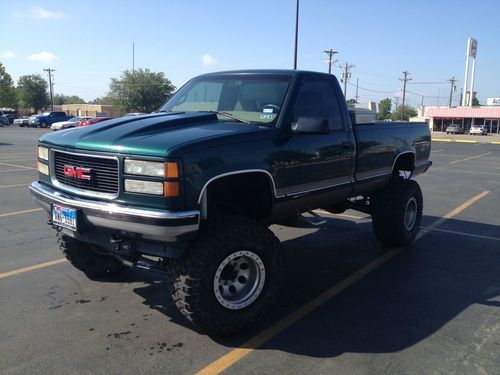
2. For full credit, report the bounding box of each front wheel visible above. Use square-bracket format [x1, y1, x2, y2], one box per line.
[166, 215, 284, 336]
[371, 179, 423, 246]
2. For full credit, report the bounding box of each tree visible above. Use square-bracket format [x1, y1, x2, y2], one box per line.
[90, 94, 116, 105]
[17, 74, 49, 112]
[108, 68, 176, 113]
[390, 105, 417, 121]
[472, 97, 480, 106]
[53, 94, 86, 105]
[376, 98, 392, 120]
[0, 63, 17, 109]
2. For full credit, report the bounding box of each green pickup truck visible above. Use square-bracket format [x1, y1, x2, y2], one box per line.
[30, 70, 431, 335]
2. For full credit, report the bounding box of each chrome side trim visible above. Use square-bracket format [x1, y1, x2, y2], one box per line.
[49, 149, 120, 200]
[355, 171, 392, 181]
[197, 169, 278, 204]
[284, 178, 354, 197]
[30, 181, 199, 220]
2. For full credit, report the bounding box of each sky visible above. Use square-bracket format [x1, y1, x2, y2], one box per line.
[1, 0, 500, 108]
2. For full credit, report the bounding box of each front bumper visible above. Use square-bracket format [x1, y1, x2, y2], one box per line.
[29, 181, 200, 243]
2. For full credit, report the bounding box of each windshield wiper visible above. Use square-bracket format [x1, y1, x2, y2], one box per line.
[202, 111, 252, 124]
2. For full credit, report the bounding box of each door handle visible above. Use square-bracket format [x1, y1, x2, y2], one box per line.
[342, 142, 352, 150]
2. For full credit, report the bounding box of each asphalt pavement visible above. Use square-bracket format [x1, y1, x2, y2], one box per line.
[0, 126, 499, 374]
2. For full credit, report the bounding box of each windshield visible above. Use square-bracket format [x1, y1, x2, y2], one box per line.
[68, 116, 80, 122]
[41, 112, 51, 116]
[159, 74, 292, 125]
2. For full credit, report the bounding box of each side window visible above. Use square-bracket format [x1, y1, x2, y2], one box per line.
[292, 78, 343, 130]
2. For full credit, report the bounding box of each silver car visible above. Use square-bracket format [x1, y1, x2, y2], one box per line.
[469, 125, 487, 135]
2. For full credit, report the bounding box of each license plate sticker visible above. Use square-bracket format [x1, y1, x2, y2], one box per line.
[52, 204, 77, 231]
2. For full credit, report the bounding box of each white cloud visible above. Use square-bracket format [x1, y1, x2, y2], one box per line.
[0, 50, 16, 60]
[15, 6, 65, 20]
[202, 54, 219, 67]
[28, 51, 60, 64]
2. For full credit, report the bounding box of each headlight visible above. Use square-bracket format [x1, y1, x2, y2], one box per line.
[37, 161, 49, 175]
[38, 146, 49, 160]
[124, 159, 165, 177]
[125, 179, 163, 195]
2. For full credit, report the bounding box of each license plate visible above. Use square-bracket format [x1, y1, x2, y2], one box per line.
[52, 204, 77, 231]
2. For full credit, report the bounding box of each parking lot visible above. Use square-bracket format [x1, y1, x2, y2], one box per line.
[0, 126, 499, 374]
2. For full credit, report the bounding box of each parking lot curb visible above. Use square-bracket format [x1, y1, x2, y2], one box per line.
[432, 138, 500, 145]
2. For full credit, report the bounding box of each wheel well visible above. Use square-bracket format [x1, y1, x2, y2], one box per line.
[202, 172, 274, 221]
[393, 152, 415, 174]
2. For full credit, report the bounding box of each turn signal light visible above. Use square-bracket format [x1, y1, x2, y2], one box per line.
[164, 182, 179, 197]
[165, 162, 179, 178]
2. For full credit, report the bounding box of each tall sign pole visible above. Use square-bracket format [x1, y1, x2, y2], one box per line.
[461, 38, 471, 106]
[293, 0, 299, 70]
[469, 38, 478, 107]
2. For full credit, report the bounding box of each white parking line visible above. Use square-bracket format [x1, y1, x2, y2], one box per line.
[449, 152, 492, 164]
[0, 183, 30, 189]
[0, 162, 35, 169]
[0, 168, 36, 173]
[428, 227, 500, 241]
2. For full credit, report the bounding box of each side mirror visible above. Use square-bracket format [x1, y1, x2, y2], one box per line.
[292, 117, 329, 134]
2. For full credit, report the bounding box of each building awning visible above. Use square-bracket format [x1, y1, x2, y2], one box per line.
[424, 106, 500, 119]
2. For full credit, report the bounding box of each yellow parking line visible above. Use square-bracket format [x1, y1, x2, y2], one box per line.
[196, 190, 490, 375]
[455, 140, 477, 143]
[0, 162, 35, 169]
[432, 138, 452, 142]
[491, 141, 500, 145]
[449, 152, 492, 164]
[0, 208, 43, 218]
[0, 259, 67, 280]
[0, 183, 30, 189]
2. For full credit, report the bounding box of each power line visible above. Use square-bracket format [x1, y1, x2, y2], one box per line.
[399, 71, 412, 120]
[322, 49, 338, 75]
[43, 68, 55, 110]
[346, 81, 397, 94]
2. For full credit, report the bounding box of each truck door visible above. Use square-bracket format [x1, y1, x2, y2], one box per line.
[282, 75, 355, 200]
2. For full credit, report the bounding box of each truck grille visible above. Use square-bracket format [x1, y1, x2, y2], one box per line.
[54, 151, 119, 195]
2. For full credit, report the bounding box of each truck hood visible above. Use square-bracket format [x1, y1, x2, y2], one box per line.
[39, 112, 271, 157]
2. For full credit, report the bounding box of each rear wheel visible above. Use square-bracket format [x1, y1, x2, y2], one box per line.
[166, 215, 284, 336]
[57, 232, 124, 279]
[371, 179, 423, 246]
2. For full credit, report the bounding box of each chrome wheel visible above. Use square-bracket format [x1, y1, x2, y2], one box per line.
[213, 250, 266, 310]
[404, 197, 418, 231]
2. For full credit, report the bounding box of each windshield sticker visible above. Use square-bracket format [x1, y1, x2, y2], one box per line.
[260, 114, 274, 120]
[263, 108, 274, 114]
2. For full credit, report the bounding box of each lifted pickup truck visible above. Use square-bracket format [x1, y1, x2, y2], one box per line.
[30, 70, 431, 335]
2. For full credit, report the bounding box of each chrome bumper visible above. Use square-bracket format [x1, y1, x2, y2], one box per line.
[29, 181, 200, 242]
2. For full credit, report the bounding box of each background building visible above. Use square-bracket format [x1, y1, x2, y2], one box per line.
[60, 104, 124, 118]
[424, 105, 500, 134]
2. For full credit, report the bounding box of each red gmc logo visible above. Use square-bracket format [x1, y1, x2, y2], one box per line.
[63, 165, 91, 180]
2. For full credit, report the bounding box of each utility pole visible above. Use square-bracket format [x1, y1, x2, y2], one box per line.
[355, 78, 359, 103]
[43, 68, 55, 110]
[323, 49, 338, 74]
[448, 76, 456, 107]
[399, 70, 412, 120]
[394, 96, 400, 112]
[132, 42, 135, 110]
[293, 0, 299, 70]
[340, 63, 355, 98]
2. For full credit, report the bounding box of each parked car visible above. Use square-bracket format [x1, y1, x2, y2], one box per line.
[0, 115, 10, 126]
[0, 110, 18, 124]
[469, 125, 488, 135]
[29, 111, 71, 128]
[445, 124, 464, 134]
[14, 117, 30, 127]
[79, 116, 112, 126]
[30, 69, 432, 336]
[51, 116, 92, 131]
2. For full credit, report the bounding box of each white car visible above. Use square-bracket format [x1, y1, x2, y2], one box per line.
[51, 116, 92, 131]
[469, 125, 488, 135]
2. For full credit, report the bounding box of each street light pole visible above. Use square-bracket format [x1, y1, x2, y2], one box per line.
[293, 0, 299, 70]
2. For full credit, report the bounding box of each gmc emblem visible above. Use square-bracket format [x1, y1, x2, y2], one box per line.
[63, 165, 91, 180]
